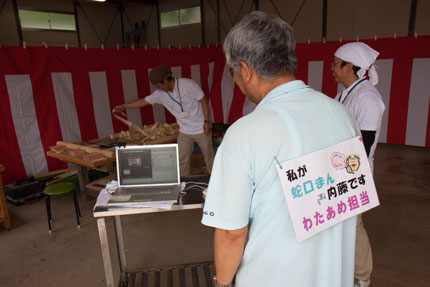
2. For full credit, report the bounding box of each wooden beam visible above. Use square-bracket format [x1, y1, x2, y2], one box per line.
[56, 141, 115, 158]
[11, 0, 23, 46]
[156, 0, 161, 47]
[47, 151, 115, 168]
[322, 0, 327, 40]
[408, 0, 418, 36]
[82, 153, 105, 162]
[69, 149, 87, 157]
[33, 168, 77, 179]
[50, 145, 67, 153]
[216, 0, 221, 43]
[86, 176, 111, 193]
[200, 0, 206, 44]
[119, 3, 125, 45]
[46, 170, 79, 185]
[73, 0, 82, 47]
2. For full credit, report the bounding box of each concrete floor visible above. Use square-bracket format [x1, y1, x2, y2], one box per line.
[0, 143, 429, 287]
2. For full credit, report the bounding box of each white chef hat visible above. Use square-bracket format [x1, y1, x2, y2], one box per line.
[335, 42, 380, 85]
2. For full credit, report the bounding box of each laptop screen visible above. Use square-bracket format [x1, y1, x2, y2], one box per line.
[117, 145, 179, 186]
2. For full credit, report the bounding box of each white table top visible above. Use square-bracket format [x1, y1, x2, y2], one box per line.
[93, 202, 204, 217]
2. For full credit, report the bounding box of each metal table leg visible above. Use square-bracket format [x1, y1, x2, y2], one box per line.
[97, 218, 115, 287]
[114, 215, 128, 286]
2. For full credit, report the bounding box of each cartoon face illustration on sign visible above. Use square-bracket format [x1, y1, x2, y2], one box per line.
[346, 154, 360, 174]
[331, 152, 346, 170]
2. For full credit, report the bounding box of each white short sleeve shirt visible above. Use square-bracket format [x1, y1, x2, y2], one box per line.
[335, 79, 385, 170]
[145, 78, 205, 134]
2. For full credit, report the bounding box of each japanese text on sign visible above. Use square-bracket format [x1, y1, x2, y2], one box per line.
[276, 137, 379, 242]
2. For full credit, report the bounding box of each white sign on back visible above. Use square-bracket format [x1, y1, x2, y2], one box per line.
[276, 136, 379, 242]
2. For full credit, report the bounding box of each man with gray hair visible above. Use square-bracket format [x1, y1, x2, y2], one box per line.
[202, 11, 360, 287]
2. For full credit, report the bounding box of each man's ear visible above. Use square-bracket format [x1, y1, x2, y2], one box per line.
[240, 61, 254, 82]
[345, 62, 355, 73]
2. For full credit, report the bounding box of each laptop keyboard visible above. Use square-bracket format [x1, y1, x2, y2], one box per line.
[120, 187, 171, 195]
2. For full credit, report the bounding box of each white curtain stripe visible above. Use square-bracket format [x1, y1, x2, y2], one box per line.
[6, 75, 48, 175]
[89, 72, 114, 138]
[406, 58, 430, 146]
[148, 67, 166, 123]
[221, 63, 234, 123]
[308, 61, 324, 92]
[51, 72, 82, 143]
[374, 59, 393, 144]
[121, 70, 142, 127]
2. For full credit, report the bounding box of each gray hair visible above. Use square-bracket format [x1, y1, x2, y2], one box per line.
[223, 11, 296, 79]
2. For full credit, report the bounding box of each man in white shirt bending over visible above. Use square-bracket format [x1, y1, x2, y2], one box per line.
[113, 64, 214, 176]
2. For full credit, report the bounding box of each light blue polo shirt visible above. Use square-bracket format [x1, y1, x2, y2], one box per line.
[202, 80, 360, 287]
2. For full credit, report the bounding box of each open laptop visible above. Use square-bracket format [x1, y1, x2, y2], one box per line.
[108, 143, 180, 206]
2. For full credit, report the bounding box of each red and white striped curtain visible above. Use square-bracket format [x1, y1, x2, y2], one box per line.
[1, 36, 429, 183]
